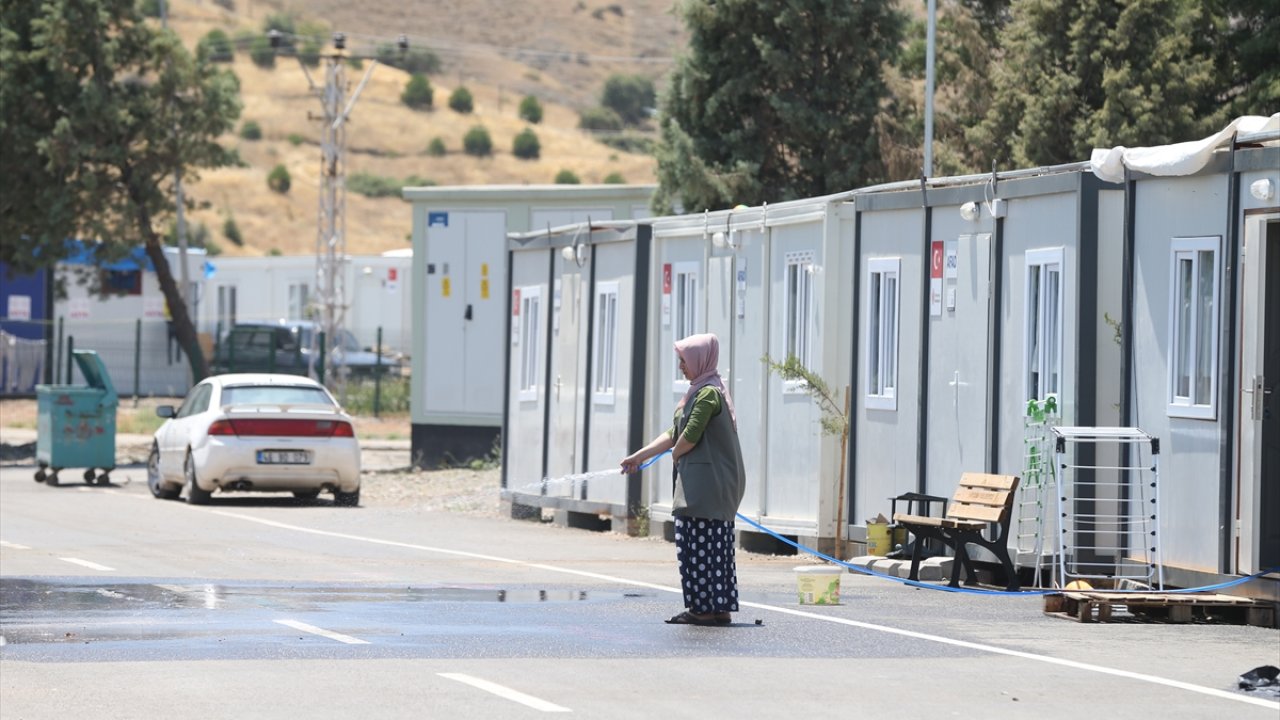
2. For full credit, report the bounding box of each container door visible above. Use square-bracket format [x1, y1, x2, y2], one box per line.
[547, 255, 587, 483]
[925, 233, 992, 488]
[463, 212, 507, 416]
[424, 211, 506, 420]
[1239, 214, 1280, 573]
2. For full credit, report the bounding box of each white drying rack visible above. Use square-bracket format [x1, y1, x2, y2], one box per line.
[1051, 426, 1163, 590]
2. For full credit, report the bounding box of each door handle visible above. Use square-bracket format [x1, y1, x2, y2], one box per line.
[1243, 376, 1267, 420]
[464, 304, 473, 321]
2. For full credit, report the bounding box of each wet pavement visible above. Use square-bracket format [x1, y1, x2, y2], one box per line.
[1, 454, 1277, 719]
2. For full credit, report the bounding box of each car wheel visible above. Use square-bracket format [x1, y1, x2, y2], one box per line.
[184, 451, 212, 505]
[148, 444, 180, 500]
[334, 487, 360, 507]
[292, 490, 321, 501]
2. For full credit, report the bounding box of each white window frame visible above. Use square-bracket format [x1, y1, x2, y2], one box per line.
[783, 251, 816, 393]
[593, 282, 619, 405]
[671, 262, 699, 395]
[517, 286, 542, 403]
[866, 258, 900, 411]
[288, 282, 309, 320]
[1023, 248, 1064, 410]
[1166, 236, 1220, 420]
[216, 285, 237, 333]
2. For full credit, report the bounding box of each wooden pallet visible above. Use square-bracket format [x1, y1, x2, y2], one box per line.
[1044, 591, 1277, 627]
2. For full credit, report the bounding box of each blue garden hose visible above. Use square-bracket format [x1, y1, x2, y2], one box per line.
[639, 448, 1276, 596]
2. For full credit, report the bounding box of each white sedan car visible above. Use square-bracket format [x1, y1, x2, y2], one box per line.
[147, 374, 361, 506]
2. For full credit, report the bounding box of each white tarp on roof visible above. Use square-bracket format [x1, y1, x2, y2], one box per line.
[1090, 113, 1280, 184]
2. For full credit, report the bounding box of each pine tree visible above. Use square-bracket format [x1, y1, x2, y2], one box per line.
[972, 0, 1222, 170]
[653, 0, 906, 213]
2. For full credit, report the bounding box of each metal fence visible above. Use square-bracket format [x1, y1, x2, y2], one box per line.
[1, 317, 405, 417]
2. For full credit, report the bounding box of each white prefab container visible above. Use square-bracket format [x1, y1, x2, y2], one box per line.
[197, 254, 412, 354]
[1121, 137, 1280, 585]
[502, 222, 652, 532]
[848, 169, 1123, 568]
[403, 184, 655, 467]
[646, 196, 855, 552]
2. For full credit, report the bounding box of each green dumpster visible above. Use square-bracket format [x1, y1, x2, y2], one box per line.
[35, 350, 118, 486]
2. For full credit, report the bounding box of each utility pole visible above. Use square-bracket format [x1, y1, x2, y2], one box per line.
[924, 0, 936, 177]
[273, 30, 406, 395]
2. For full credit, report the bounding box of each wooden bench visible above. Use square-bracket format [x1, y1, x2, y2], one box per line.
[892, 473, 1021, 591]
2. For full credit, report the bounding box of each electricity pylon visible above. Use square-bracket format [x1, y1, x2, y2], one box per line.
[271, 31, 406, 393]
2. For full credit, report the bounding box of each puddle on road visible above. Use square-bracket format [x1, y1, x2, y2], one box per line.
[0, 578, 636, 646]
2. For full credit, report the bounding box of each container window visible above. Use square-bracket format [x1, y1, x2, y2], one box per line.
[866, 258, 900, 411]
[1024, 248, 1064, 409]
[594, 282, 619, 404]
[1167, 236, 1219, 419]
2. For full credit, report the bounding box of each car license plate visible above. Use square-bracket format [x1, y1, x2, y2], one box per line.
[257, 450, 311, 465]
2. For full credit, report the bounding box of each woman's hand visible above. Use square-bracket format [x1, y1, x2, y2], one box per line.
[619, 452, 644, 475]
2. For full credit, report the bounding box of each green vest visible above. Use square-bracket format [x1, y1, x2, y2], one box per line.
[673, 388, 747, 521]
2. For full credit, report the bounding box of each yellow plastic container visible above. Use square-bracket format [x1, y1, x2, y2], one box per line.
[866, 522, 891, 556]
[795, 565, 843, 605]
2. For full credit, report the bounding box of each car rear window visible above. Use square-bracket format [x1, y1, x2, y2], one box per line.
[221, 385, 335, 407]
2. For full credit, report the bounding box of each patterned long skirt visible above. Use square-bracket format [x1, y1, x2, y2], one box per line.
[673, 516, 740, 614]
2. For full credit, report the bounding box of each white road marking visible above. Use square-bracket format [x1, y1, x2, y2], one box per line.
[59, 557, 115, 572]
[200, 509, 1278, 711]
[438, 673, 571, 713]
[274, 619, 369, 645]
[0, 540, 31, 550]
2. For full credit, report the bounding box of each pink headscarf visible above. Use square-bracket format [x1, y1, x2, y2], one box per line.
[675, 333, 737, 430]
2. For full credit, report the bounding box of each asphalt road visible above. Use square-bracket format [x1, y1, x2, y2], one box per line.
[1, 453, 1277, 719]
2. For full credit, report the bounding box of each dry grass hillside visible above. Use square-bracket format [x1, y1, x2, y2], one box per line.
[163, 0, 681, 257]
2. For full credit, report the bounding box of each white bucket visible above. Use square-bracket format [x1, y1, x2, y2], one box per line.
[794, 565, 843, 605]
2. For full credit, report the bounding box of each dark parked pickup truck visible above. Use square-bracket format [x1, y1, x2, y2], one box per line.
[212, 320, 402, 378]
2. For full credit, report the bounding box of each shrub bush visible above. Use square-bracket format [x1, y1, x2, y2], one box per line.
[347, 172, 402, 198]
[239, 120, 262, 140]
[287, 133, 305, 146]
[449, 87, 474, 114]
[427, 137, 447, 156]
[463, 126, 492, 157]
[267, 164, 291, 194]
[249, 35, 276, 69]
[512, 128, 541, 160]
[578, 106, 622, 132]
[376, 45, 441, 75]
[602, 172, 625, 184]
[601, 74, 655, 126]
[518, 95, 543, 124]
[401, 74, 434, 110]
[223, 215, 244, 246]
[296, 20, 327, 68]
[554, 169, 581, 185]
[197, 29, 234, 63]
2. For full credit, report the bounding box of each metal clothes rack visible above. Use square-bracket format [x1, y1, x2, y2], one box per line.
[1052, 426, 1163, 590]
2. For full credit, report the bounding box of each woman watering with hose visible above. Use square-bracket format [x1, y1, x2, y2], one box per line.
[620, 333, 747, 626]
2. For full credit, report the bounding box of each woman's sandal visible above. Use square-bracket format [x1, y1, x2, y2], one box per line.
[665, 611, 732, 626]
